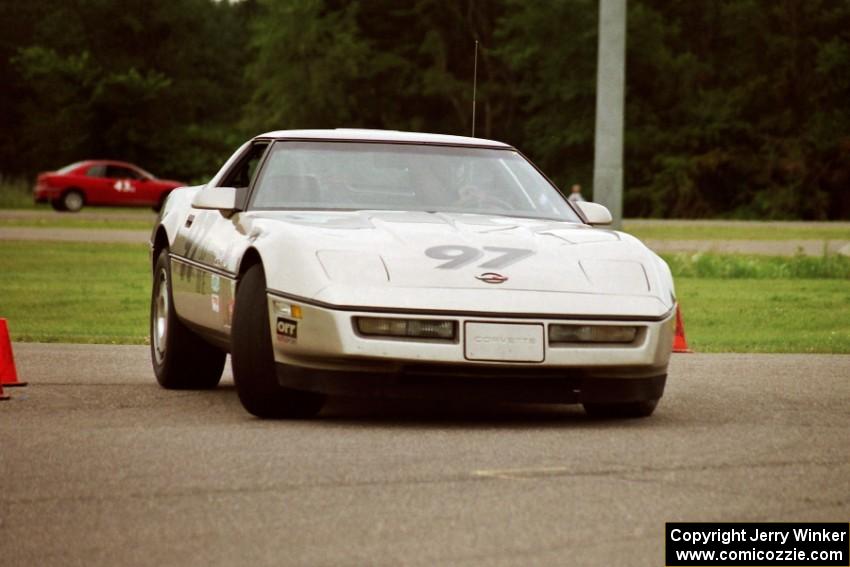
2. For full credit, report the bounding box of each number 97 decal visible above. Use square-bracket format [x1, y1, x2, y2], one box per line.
[425, 245, 534, 269]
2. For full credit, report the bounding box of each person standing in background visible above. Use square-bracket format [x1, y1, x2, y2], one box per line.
[568, 183, 585, 202]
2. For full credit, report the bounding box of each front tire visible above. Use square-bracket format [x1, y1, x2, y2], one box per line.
[150, 248, 225, 389]
[231, 263, 325, 419]
[583, 400, 658, 419]
[61, 189, 85, 212]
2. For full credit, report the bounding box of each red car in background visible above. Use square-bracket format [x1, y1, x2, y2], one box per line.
[33, 160, 184, 212]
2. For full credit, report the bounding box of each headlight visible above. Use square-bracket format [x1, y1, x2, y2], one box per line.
[272, 300, 302, 319]
[549, 324, 638, 344]
[355, 317, 456, 340]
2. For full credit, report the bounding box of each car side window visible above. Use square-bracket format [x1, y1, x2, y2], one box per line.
[86, 165, 107, 178]
[106, 166, 141, 179]
[220, 142, 269, 189]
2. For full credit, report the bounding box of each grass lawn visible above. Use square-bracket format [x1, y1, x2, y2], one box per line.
[676, 278, 850, 353]
[661, 252, 850, 279]
[0, 241, 848, 352]
[0, 178, 35, 209]
[624, 222, 850, 241]
[0, 241, 150, 343]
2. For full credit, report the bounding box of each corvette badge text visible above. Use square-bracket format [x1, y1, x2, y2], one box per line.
[472, 335, 537, 345]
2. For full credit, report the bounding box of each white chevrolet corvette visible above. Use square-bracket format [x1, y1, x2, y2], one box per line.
[150, 129, 676, 418]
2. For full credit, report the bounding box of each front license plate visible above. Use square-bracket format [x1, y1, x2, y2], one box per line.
[464, 322, 545, 362]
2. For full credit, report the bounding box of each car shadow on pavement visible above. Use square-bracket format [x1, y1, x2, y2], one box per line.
[205, 382, 669, 429]
[317, 396, 669, 429]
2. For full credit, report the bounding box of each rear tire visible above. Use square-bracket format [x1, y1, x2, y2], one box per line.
[61, 189, 85, 212]
[150, 248, 225, 389]
[231, 263, 325, 419]
[583, 400, 658, 419]
[50, 199, 66, 212]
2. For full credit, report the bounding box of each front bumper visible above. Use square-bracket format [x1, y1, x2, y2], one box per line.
[266, 292, 675, 400]
[275, 362, 667, 403]
[33, 184, 59, 203]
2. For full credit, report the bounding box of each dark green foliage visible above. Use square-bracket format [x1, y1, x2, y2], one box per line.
[1, 0, 253, 182]
[243, 0, 509, 137]
[624, 0, 850, 220]
[495, 0, 599, 196]
[2, 0, 849, 218]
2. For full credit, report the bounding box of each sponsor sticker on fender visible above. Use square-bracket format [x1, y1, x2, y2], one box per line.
[276, 317, 298, 343]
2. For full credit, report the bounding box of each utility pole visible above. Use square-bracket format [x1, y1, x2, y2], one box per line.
[593, 0, 627, 229]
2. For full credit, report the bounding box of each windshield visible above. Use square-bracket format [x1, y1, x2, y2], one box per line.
[249, 141, 581, 222]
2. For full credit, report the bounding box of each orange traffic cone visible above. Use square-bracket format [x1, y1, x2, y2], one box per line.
[0, 318, 27, 387]
[672, 305, 692, 353]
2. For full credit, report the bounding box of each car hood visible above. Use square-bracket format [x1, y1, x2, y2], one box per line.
[248, 210, 674, 318]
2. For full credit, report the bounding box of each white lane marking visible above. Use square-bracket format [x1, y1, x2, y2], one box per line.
[472, 466, 571, 480]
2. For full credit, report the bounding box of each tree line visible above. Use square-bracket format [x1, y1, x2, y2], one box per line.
[2, 0, 848, 219]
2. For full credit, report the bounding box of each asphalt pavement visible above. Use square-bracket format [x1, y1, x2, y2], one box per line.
[0, 226, 151, 244]
[0, 210, 157, 222]
[2, 344, 849, 566]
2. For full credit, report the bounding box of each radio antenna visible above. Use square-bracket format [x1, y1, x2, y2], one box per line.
[471, 39, 478, 137]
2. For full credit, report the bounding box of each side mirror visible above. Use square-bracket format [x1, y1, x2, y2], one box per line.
[191, 186, 238, 213]
[575, 201, 613, 226]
